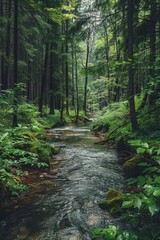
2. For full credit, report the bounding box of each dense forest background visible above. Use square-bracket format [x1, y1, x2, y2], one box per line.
[0, 0, 159, 128]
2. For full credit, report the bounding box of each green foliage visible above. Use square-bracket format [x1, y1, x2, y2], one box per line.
[0, 102, 59, 197]
[90, 101, 131, 137]
[92, 108, 160, 239]
[0, 126, 52, 196]
[90, 226, 139, 240]
[91, 117, 110, 132]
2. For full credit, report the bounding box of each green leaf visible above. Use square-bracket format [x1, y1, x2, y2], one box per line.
[127, 178, 138, 185]
[153, 189, 160, 197]
[141, 143, 149, 148]
[134, 198, 142, 209]
[146, 148, 153, 155]
[156, 149, 160, 155]
[0, 132, 9, 142]
[137, 176, 146, 187]
[137, 147, 146, 154]
[149, 203, 159, 216]
[143, 167, 158, 174]
[122, 201, 133, 208]
[128, 140, 142, 147]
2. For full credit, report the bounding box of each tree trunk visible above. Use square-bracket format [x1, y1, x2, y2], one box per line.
[83, 31, 90, 115]
[49, 43, 55, 115]
[71, 37, 75, 107]
[65, 19, 69, 115]
[0, 0, 5, 90]
[38, 42, 49, 117]
[75, 46, 79, 125]
[12, 0, 18, 128]
[4, 0, 11, 90]
[127, 0, 138, 131]
[149, 0, 157, 103]
[60, 44, 65, 122]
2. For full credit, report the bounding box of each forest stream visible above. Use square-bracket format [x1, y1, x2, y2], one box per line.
[0, 126, 124, 240]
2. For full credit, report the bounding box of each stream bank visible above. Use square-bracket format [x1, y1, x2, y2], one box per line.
[0, 126, 124, 240]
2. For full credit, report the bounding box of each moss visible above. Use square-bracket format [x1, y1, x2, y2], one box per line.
[123, 154, 143, 177]
[107, 189, 122, 200]
[99, 189, 124, 215]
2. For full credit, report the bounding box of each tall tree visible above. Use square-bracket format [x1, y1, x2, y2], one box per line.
[38, 42, 49, 117]
[4, 0, 12, 90]
[0, 0, 5, 90]
[65, 19, 69, 116]
[127, 0, 138, 131]
[12, 0, 18, 128]
[83, 29, 90, 114]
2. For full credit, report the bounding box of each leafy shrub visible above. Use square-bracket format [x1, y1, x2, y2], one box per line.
[0, 125, 58, 197]
[90, 225, 139, 240]
[92, 139, 160, 240]
[91, 117, 110, 132]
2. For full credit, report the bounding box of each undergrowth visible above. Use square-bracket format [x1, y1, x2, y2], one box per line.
[90, 99, 160, 240]
[0, 99, 59, 198]
[0, 91, 90, 198]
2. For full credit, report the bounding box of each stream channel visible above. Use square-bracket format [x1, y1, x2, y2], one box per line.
[0, 126, 124, 240]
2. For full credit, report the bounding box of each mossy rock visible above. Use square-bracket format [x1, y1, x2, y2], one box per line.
[26, 141, 58, 165]
[99, 189, 124, 214]
[123, 154, 143, 177]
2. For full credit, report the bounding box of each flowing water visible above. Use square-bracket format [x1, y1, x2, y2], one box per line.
[0, 126, 124, 240]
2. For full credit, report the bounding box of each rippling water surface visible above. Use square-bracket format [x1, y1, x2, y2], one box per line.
[0, 126, 124, 240]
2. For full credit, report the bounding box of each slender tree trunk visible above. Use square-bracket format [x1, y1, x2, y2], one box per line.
[114, 8, 121, 102]
[149, 0, 157, 103]
[49, 43, 55, 115]
[4, 0, 11, 90]
[103, 25, 110, 103]
[75, 46, 79, 125]
[12, 0, 18, 127]
[71, 37, 75, 107]
[38, 42, 49, 117]
[65, 19, 69, 115]
[83, 31, 90, 115]
[60, 44, 65, 122]
[127, 0, 138, 131]
[0, 0, 5, 90]
[27, 59, 31, 101]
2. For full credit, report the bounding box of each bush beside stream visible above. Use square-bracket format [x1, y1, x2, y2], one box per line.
[90, 101, 160, 240]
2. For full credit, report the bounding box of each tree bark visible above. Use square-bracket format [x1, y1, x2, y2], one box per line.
[127, 0, 138, 131]
[4, 0, 11, 90]
[38, 42, 49, 117]
[75, 46, 79, 125]
[65, 19, 69, 115]
[12, 0, 18, 127]
[149, 0, 157, 103]
[49, 43, 55, 115]
[71, 37, 75, 108]
[0, 0, 5, 90]
[83, 30, 90, 115]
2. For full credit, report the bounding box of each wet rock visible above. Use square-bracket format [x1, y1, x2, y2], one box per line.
[123, 154, 143, 177]
[87, 214, 102, 226]
[99, 189, 124, 215]
[16, 226, 31, 240]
